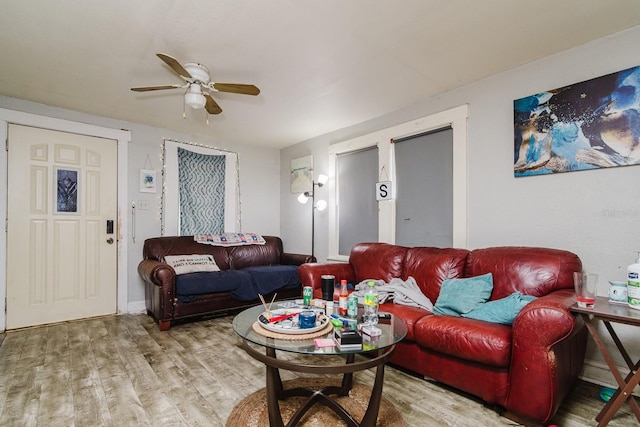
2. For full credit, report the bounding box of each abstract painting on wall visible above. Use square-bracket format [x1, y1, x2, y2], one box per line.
[514, 65, 640, 177]
[56, 168, 78, 213]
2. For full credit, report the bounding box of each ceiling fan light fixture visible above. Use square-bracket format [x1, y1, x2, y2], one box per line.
[132, 53, 260, 117]
[185, 92, 206, 109]
[185, 85, 207, 109]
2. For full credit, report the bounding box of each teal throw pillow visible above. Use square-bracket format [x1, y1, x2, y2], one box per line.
[433, 273, 493, 316]
[462, 292, 537, 325]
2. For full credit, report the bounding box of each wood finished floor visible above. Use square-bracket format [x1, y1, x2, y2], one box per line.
[0, 313, 636, 427]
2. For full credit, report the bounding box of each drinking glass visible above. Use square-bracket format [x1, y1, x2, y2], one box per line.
[574, 272, 598, 308]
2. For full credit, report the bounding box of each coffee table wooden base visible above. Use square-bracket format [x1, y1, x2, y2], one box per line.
[239, 341, 395, 427]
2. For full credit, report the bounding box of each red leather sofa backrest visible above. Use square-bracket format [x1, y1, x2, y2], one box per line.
[349, 242, 408, 283]
[464, 246, 582, 300]
[404, 247, 470, 303]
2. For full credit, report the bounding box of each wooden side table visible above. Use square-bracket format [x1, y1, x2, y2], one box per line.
[571, 297, 640, 426]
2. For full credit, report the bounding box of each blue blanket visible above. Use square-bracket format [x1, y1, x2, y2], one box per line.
[175, 265, 300, 302]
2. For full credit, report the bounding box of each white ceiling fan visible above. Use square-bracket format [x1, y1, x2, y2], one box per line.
[131, 53, 260, 116]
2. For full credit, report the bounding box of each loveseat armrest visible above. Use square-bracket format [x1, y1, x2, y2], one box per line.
[298, 263, 356, 299]
[281, 253, 316, 265]
[504, 289, 587, 424]
[138, 259, 176, 288]
[138, 259, 179, 330]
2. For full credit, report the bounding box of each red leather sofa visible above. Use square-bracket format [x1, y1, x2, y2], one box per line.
[139, 236, 315, 331]
[298, 243, 587, 426]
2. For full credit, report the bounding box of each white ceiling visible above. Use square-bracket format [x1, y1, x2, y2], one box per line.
[1, 1, 640, 149]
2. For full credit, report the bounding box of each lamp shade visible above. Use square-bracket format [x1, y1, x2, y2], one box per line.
[185, 92, 206, 109]
[317, 174, 329, 186]
[297, 193, 309, 204]
[316, 199, 327, 211]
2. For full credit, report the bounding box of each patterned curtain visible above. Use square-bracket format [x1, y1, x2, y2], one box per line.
[177, 147, 225, 235]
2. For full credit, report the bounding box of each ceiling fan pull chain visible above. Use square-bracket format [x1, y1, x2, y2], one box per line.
[182, 90, 187, 119]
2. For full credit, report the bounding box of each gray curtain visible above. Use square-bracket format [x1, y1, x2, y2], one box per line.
[177, 147, 225, 235]
[337, 147, 379, 255]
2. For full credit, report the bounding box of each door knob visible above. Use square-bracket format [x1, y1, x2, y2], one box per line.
[106, 238, 114, 244]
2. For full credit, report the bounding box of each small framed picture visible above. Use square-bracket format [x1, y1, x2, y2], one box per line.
[290, 155, 313, 194]
[140, 169, 157, 193]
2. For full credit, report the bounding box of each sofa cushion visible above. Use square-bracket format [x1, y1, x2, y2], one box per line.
[378, 302, 431, 342]
[414, 315, 513, 367]
[433, 273, 493, 316]
[464, 247, 582, 300]
[403, 247, 470, 303]
[176, 270, 253, 302]
[165, 254, 220, 275]
[350, 243, 408, 283]
[462, 292, 536, 325]
[175, 266, 301, 303]
[229, 238, 283, 269]
[242, 265, 301, 296]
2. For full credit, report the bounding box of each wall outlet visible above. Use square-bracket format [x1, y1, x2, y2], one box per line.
[138, 200, 150, 210]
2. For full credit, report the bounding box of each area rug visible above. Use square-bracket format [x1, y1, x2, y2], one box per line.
[226, 378, 404, 427]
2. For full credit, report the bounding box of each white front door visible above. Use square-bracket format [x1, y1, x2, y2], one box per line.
[6, 124, 118, 329]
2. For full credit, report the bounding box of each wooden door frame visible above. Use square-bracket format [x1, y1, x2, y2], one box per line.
[0, 108, 130, 331]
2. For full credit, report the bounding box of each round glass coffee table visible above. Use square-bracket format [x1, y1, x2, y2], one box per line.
[232, 303, 407, 427]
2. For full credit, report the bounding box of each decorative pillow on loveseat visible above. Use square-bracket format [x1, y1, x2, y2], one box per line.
[433, 273, 493, 316]
[164, 254, 220, 275]
[462, 291, 536, 325]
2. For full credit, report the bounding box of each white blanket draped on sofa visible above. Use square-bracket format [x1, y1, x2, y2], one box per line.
[194, 232, 266, 246]
[352, 276, 434, 312]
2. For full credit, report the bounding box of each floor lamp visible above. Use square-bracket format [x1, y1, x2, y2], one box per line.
[297, 174, 328, 259]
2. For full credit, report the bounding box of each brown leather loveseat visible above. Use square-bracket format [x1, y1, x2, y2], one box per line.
[139, 235, 315, 331]
[298, 243, 587, 426]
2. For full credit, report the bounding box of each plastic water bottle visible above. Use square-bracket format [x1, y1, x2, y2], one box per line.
[363, 281, 379, 326]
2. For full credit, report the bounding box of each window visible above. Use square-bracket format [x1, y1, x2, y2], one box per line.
[162, 139, 240, 235]
[336, 147, 379, 255]
[394, 127, 453, 247]
[177, 147, 226, 235]
[328, 105, 468, 260]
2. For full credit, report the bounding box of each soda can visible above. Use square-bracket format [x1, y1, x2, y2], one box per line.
[347, 294, 358, 318]
[303, 286, 313, 307]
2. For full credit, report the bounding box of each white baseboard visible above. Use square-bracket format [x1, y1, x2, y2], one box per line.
[127, 300, 146, 314]
[581, 358, 640, 395]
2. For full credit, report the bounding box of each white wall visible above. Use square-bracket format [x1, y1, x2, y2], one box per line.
[0, 95, 281, 309]
[281, 25, 640, 388]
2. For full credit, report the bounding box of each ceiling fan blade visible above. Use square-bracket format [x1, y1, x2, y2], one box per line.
[204, 93, 222, 115]
[131, 84, 184, 92]
[212, 83, 260, 96]
[156, 53, 193, 79]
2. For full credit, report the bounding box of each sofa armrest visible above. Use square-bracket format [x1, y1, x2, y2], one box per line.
[505, 289, 587, 424]
[298, 263, 356, 298]
[138, 259, 177, 288]
[281, 252, 316, 265]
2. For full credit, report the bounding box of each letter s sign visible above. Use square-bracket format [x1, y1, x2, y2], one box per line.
[376, 181, 392, 201]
